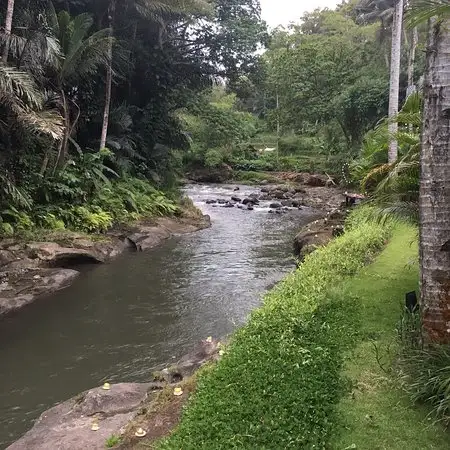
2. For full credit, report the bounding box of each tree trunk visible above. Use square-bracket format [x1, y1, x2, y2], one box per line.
[99, 0, 115, 151]
[55, 90, 70, 170]
[2, 0, 15, 62]
[419, 19, 450, 344]
[388, 0, 403, 163]
[407, 27, 418, 96]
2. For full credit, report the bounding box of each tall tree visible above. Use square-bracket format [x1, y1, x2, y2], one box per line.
[418, 16, 450, 344]
[51, 11, 113, 167]
[99, 0, 115, 151]
[2, 0, 15, 62]
[387, 0, 403, 162]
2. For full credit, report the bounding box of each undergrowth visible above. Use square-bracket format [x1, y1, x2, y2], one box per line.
[158, 211, 391, 449]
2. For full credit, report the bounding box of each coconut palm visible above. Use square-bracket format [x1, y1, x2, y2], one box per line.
[388, 0, 404, 163]
[356, 0, 405, 163]
[2, 0, 15, 62]
[406, 0, 450, 343]
[49, 11, 113, 167]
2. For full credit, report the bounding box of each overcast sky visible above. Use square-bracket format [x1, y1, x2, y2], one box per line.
[260, 0, 340, 27]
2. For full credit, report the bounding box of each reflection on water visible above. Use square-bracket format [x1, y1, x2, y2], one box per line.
[0, 184, 321, 447]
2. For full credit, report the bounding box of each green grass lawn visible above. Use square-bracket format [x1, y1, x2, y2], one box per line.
[157, 220, 450, 449]
[332, 224, 450, 450]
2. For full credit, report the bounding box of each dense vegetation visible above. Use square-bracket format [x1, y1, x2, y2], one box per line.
[180, 1, 426, 182]
[0, 0, 267, 235]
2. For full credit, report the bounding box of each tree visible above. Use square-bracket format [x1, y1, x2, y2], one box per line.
[418, 17, 450, 344]
[99, 0, 115, 151]
[51, 11, 113, 167]
[2, 0, 15, 62]
[355, 0, 404, 162]
[264, 10, 387, 148]
[388, 0, 404, 162]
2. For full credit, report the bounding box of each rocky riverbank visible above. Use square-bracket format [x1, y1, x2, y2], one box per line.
[8, 339, 221, 450]
[0, 214, 211, 316]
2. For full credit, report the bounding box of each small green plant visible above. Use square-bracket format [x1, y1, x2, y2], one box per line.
[105, 434, 121, 448]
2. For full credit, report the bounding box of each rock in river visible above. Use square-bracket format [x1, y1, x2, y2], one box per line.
[8, 383, 151, 450]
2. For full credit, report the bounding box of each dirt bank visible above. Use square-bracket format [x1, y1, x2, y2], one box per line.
[0, 214, 210, 316]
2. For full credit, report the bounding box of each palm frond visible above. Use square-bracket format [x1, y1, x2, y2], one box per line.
[406, 0, 450, 28]
[68, 13, 95, 56]
[61, 28, 113, 82]
[17, 108, 64, 140]
[0, 173, 32, 209]
[0, 63, 43, 108]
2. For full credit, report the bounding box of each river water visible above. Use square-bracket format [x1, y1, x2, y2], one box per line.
[0, 184, 321, 448]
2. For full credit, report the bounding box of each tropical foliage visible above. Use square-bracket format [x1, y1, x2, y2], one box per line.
[0, 0, 267, 234]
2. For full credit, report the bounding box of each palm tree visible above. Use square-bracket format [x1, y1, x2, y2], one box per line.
[356, 0, 404, 163]
[405, 0, 450, 343]
[0, 62, 63, 138]
[388, 0, 404, 163]
[420, 20, 450, 343]
[99, 0, 115, 151]
[2, 0, 15, 62]
[51, 11, 113, 167]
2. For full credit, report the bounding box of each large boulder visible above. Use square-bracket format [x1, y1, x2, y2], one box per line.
[8, 383, 151, 450]
[187, 164, 233, 183]
[293, 209, 346, 260]
[293, 228, 335, 261]
[269, 202, 282, 209]
[0, 249, 14, 267]
[25, 243, 105, 267]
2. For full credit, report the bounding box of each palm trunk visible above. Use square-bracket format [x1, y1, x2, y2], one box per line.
[2, 0, 15, 62]
[407, 27, 418, 95]
[419, 19, 450, 344]
[55, 90, 70, 170]
[388, 0, 403, 163]
[99, 0, 115, 151]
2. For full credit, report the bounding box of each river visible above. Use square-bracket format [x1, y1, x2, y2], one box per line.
[0, 184, 321, 448]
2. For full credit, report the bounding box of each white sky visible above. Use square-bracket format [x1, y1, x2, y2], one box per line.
[261, 0, 340, 27]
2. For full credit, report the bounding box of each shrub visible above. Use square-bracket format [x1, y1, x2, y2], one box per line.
[204, 148, 225, 168]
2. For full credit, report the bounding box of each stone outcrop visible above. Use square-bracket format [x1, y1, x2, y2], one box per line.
[187, 164, 233, 183]
[293, 210, 345, 261]
[9, 339, 221, 450]
[8, 383, 152, 450]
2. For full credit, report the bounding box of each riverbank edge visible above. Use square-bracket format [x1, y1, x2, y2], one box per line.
[0, 211, 211, 317]
[153, 210, 394, 448]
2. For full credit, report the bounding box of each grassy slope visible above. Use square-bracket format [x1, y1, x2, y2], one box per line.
[333, 224, 450, 450]
[158, 222, 450, 449]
